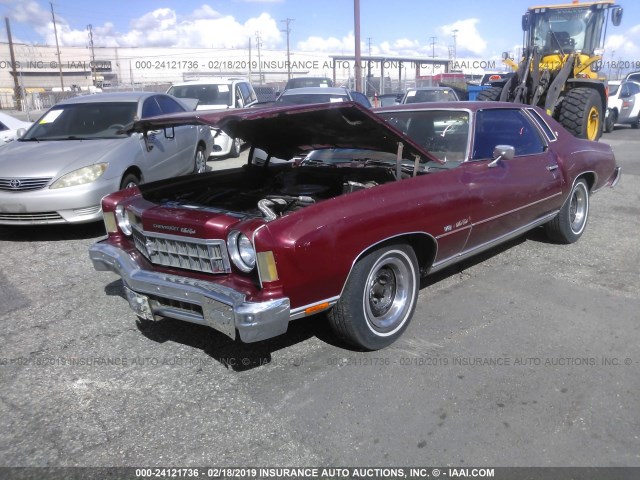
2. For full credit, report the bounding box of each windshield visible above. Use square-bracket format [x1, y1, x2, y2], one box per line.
[276, 93, 348, 105]
[404, 89, 458, 104]
[377, 110, 470, 162]
[168, 84, 232, 106]
[285, 78, 333, 89]
[530, 7, 605, 55]
[22, 102, 137, 140]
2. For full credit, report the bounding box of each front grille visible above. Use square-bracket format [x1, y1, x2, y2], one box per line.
[132, 227, 230, 274]
[0, 211, 63, 222]
[0, 177, 52, 192]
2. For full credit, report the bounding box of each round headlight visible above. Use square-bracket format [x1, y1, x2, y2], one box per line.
[227, 231, 256, 272]
[115, 205, 132, 236]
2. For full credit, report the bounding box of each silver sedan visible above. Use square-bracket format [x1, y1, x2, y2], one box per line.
[0, 92, 213, 225]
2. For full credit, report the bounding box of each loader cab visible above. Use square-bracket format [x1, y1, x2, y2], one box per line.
[523, 2, 622, 56]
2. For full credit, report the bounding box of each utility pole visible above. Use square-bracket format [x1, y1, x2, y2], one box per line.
[354, 0, 362, 92]
[452, 29, 459, 62]
[366, 36, 372, 96]
[5, 17, 22, 111]
[50, 2, 64, 90]
[248, 37, 252, 83]
[430, 36, 437, 73]
[255, 31, 262, 85]
[87, 24, 96, 87]
[281, 18, 294, 81]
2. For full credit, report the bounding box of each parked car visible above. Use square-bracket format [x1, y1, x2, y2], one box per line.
[624, 71, 640, 83]
[606, 80, 640, 129]
[276, 87, 371, 108]
[167, 77, 257, 157]
[283, 76, 333, 91]
[400, 87, 459, 104]
[89, 101, 620, 350]
[0, 111, 32, 144]
[0, 92, 212, 225]
[377, 93, 402, 107]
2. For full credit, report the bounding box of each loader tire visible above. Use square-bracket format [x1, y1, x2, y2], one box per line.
[559, 88, 602, 141]
[476, 86, 503, 102]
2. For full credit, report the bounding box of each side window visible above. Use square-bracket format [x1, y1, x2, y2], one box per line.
[156, 95, 186, 114]
[472, 109, 545, 160]
[239, 83, 256, 105]
[350, 91, 372, 108]
[629, 83, 640, 95]
[141, 97, 162, 118]
[234, 86, 245, 108]
[620, 84, 630, 98]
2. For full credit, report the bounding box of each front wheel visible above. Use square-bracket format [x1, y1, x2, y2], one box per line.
[559, 88, 602, 141]
[328, 244, 419, 350]
[476, 86, 503, 102]
[119, 173, 139, 190]
[544, 179, 590, 244]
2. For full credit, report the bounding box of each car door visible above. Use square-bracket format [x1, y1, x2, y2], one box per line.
[618, 82, 635, 123]
[461, 108, 563, 250]
[138, 96, 179, 182]
[155, 94, 197, 175]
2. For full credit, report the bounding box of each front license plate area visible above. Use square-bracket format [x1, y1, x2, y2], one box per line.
[124, 286, 155, 321]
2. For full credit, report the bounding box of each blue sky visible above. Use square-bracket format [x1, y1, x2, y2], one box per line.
[1, 0, 638, 62]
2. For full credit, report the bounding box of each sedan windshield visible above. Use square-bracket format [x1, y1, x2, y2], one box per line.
[277, 93, 348, 105]
[22, 102, 137, 140]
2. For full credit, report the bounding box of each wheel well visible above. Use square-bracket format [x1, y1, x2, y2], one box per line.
[122, 166, 142, 183]
[364, 233, 437, 275]
[577, 172, 596, 192]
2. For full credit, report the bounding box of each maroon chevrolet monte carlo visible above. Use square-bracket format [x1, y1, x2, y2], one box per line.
[89, 101, 620, 350]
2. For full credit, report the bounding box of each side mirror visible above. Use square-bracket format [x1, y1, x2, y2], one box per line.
[611, 6, 623, 27]
[488, 145, 515, 168]
[16, 128, 26, 139]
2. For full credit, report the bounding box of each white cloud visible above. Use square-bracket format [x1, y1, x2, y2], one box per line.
[439, 18, 487, 56]
[3, 0, 281, 49]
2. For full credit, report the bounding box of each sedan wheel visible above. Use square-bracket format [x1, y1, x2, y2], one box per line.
[328, 244, 419, 350]
[544, 179, 589, 244]
[193, 146, 207, 173]
[119, 173, 139, 190]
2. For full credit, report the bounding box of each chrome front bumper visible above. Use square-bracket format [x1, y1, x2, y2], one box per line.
[89, 242, 291, 343]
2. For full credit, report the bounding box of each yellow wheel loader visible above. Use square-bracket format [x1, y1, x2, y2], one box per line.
[478, 1, 623, 140]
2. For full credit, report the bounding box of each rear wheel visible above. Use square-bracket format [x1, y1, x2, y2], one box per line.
[476, 86, 503, 102]
[229, 138, 241, 158]
[544, 179, 590, 244]
[119, 173, 139, 190]
[328, 244, 419, 350]
[193, 145, 207, 173]
[604, 109, 616, 133]
[632, 115, 640, 129]
[559, 88, 602, 141]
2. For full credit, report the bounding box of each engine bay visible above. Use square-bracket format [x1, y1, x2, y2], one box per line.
[149, 164, 398, 221]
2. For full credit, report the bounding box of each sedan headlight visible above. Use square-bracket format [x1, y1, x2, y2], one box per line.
[227, 230, 256, 273]
[50, 163, 108, 189]
[115, 205, 132, 236]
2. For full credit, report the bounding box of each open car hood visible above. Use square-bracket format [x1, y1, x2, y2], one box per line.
[126, 101, 441, 163]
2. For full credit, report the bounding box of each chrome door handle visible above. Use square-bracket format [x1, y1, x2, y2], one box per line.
[547, 165, 559, 171]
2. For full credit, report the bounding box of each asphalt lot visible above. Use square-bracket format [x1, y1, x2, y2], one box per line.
[0, 127, 638, 470]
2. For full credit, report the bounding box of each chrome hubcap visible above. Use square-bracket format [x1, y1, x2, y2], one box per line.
[364, 252, 414, 333]
[195, 150, 206, 173]
[570, 184, 588, 234]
